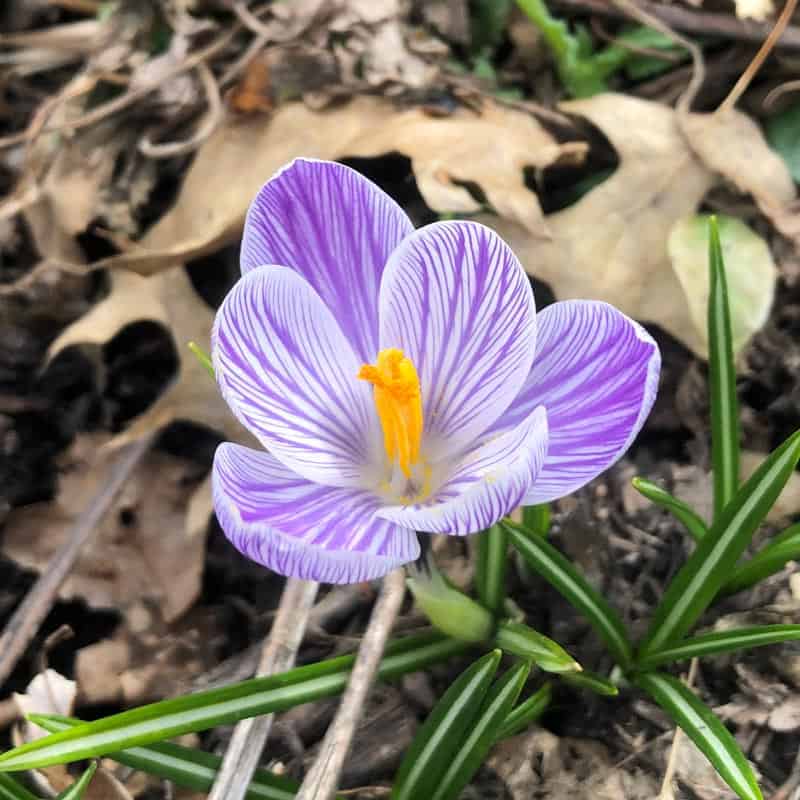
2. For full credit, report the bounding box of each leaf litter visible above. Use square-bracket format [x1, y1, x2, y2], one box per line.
[3, 1, 800, 797]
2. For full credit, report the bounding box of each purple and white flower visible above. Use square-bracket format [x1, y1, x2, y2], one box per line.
[212, 158, 661, 584]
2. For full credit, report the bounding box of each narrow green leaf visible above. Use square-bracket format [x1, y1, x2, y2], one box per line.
[187, 341, 214, 377]
[521, 504, 551, 538]
[494, 619, 581, 673]
[503, 520, 633, 668]
[495, 682, 552, 739]
[708, 215, 740, 520]
[32, 714, 333, 800]
[0, 632, 467, 772]
[391, 651, 501, 800]
[55, 763, 96, 800]
[723, 522, 800, 595]
[476, 525, 509, 615]
[639, 429, 800, 657]
[636, 673, 762, 800]
[631, 478, 709, 541]
[0, 775, 39, 800]
[430, 661, 530, 800]
[637, 625, 800, 670]
[560, 670, 619, 697]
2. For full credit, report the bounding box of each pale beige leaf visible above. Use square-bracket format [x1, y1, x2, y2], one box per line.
[668, 214, 776, 357]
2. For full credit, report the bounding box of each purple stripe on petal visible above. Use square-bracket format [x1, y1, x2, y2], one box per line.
[378, 220, 537, 461]
[377, 406, 548, 534]
[494, 300, 660, 504]
[213, 443, 420, 584]
[212, 265, 383, 488]
[241, 158, 414, 362]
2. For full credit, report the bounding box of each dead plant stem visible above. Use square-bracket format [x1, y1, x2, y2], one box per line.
[207, 578, 319, 800]
[0, 433, 155, 688]
[296, 569, 407, 800]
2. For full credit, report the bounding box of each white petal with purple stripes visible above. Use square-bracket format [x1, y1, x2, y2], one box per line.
[213, 443, 420, 584]
[378, 220, 537, 462]
[241, 158, 414, 362]
[377, 406, 548, 534]
[494, 300, 660, 505]
[213, 265, 382, 488]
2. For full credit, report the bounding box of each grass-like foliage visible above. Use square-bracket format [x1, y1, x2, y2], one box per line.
[1, 220, 797, 800]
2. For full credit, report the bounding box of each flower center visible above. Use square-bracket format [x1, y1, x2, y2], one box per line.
[357, 348, 423, 479]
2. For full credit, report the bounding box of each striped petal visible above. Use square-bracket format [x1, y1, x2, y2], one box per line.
[241, 158, 414, 363]
[495, 301, 660, 505]
[378, 220, 536, 461]
[213, 443, 420, 583]
[377, 406, 548, 534]
[213, 265, 382, 488]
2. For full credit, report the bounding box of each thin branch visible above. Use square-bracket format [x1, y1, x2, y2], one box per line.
[207, 578, 319, 800]
[552, 0, 800, 49]
[718, 0, 800, 113]
[138, 62, 223, 159]
[612, 0, 705, 112]
[296, 569, 407, 800]
[0, 433, 155, 688]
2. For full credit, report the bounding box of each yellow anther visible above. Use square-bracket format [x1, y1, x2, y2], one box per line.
[357, 348, 423, 478]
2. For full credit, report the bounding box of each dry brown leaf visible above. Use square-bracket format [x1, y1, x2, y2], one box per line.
[680, 108, 796, 218]
[76, 603, 220, 706]
[47, 96, 572, 455]
[90, 96, 572, 276]
[479, 93, 716, 354]
[2, 433, 206, 621]
[477, 93, 794, 356]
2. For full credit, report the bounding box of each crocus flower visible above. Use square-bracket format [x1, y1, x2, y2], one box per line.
[212, 158, 660, 584]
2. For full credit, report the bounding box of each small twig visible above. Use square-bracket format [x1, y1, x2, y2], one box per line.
[0, 25, 238, 152]
[718, 0, 800, 113]
[612, 0, 705, 112]
[0, 433, 154, 688]
[138, 62, 223, 159]
[296, 569, 407, 800]
[207, 578, 319, 800]
[658, 658, 699, 800]
[553, 0, 800, 49]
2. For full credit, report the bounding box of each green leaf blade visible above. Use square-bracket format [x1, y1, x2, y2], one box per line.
[391, 650, 501, 800]
[55, 763, 97, 800]
[639, 429, 800, 658]
[638, 625, 800, 670]
[708, 215, 740, 520]
[430, 661, 530, 800]
[723, 522, 800, 595]
[495, 682, 552, 740]
[504, 520, 633, 668]
[0, 775, 39, 800]
[0, 632, 467, 772]
[631, 478, 709, 541]
[31, 714, 321, 800]
[494, 620, 581, 673]
[636, 673, 762, 800]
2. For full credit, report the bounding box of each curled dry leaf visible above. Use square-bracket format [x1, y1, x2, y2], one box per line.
[12, 669, 134, 800]
[2, 433, 207, 621]
[480, 93, 794, 356]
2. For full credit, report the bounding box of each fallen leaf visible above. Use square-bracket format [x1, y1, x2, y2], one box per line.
[13, 669, 134, 800]
[668, 214, 776, 357]
[75, 603, 220, 706]
[3, 433, 207, 621]
[12, 669, 76, 742]
[478, 93, 794, 355]
[733, 0, 774, 21]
